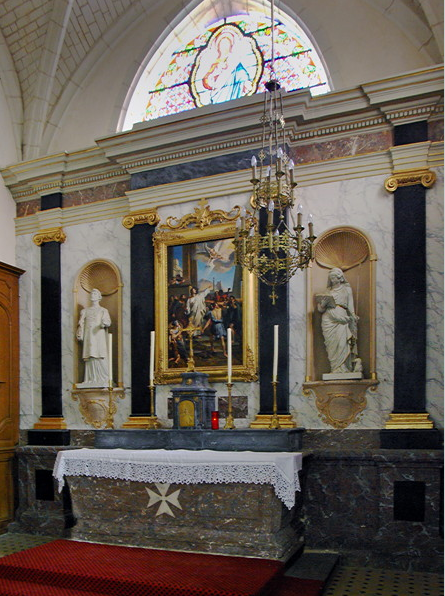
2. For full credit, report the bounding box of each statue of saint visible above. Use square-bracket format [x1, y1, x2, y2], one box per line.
[76, 288, 111, 388]
[316, 268, 360, 376]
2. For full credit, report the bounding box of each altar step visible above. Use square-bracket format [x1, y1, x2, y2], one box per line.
[285, 549, 340, 583]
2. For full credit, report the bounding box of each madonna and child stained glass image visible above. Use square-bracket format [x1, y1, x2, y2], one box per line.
[140, 15, 329, 122]
[167, 238, 242, 369]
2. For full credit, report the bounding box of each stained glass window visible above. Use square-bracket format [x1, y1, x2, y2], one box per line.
[123, 13, 329, 129]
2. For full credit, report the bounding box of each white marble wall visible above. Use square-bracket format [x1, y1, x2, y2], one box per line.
[426, 166, 444, 429]
[16, 169, 443, 431]
[16, 234, 41, 428]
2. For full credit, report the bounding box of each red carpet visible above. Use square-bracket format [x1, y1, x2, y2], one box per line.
[0, 540, 324, 596]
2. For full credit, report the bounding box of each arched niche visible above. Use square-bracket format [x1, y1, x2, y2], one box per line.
[303, 226, 378, 428]
[73, 259, 123, 389]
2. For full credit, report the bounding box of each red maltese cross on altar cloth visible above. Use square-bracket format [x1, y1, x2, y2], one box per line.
[145, 483, 183, 517]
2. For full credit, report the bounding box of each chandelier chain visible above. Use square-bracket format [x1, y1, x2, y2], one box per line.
[232, 0, 316, 303]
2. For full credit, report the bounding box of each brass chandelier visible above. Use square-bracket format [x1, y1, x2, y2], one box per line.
[233, 0, 316, 304]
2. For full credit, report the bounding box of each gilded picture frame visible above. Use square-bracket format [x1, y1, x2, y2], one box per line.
[153, 200, 258, 384]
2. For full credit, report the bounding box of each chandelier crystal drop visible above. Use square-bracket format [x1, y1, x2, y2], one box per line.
[232, 1, 316, 304]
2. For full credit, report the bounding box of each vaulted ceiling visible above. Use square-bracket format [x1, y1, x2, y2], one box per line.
[0, 0, 442, 161]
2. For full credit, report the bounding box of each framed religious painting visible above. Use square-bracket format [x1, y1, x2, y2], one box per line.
[153, 199, 258, 384]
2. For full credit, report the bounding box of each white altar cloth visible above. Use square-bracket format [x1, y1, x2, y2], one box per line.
[53, 448, 303, 509]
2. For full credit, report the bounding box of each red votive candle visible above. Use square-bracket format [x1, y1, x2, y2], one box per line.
[211, 411, 219, 430]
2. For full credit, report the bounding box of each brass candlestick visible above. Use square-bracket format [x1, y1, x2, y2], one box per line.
[146, 384, 161, 429]
[269, 380, 281, 429]
[182, 323, 200, 371]
[224, 382, 236, 429]
[105, 382, 115, 429]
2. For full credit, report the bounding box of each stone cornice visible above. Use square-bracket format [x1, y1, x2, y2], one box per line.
[2, 66, 443, 203]
[14, 141, 443, 236]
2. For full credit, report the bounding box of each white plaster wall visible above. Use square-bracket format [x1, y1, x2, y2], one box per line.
[0, 82, 19, 266]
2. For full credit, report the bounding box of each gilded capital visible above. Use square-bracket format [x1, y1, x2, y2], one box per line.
[385, 169, 436, 192]
[122, 209, 160, 229]
[33, 227, 66, 246]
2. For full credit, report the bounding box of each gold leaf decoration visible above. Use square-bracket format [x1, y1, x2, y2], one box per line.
[122, 209, 160, 229]
[33, 227, 66, 246]
[161, 198, 240, 230]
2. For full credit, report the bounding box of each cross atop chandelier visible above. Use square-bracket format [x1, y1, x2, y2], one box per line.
[233, 0, 316, 304]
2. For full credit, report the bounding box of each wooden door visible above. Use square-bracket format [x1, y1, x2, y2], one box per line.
[0, 262, 24, 532]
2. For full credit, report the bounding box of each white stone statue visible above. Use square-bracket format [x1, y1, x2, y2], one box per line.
[316, 268, 362, 379]
[76, 288, 111, 388]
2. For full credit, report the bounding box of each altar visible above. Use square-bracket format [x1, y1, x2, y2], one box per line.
[53, 448, 305, 560]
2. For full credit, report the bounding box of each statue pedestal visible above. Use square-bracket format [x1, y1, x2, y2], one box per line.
[171, 371, 216, 429]
[322, 372, 363, 381]
[303, 379, 378, 429]
[72, 387, 125, 429]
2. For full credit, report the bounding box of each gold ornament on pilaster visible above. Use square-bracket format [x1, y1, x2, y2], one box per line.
[33, 227, 66, 246]
[122, 209, 160, 229]
[384, 169, 437, 192]
[249, 414, 296, 428]
[385, 412, 435, 429]
[232, 0, 315, 305]
[33, 417, 67, 430]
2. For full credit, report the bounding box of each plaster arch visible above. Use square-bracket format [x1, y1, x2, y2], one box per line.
[44, 0, 441, 156]
[0, 30, 23, 165]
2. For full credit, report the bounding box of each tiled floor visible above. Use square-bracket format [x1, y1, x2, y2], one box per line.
[0, 533, 443, 596]
[324, 565, 444, 596]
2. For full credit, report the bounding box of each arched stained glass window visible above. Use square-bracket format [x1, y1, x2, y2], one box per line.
[122, 12, 329, 129]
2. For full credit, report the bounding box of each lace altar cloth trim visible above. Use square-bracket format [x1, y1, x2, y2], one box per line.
[53, 449, 302, 509]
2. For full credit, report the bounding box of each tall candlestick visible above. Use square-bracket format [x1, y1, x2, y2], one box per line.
[108, 333, 113, 387]
[227, 327, 232, 384]
[149, 330, 155, 385]
[273, 325, 279, 382]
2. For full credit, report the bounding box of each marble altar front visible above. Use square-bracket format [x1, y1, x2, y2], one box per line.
[53, 448, 304, 560]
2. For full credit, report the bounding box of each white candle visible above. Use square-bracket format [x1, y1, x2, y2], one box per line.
[149, 331, 155, 386]
[108, 333, 113, 386]
[227, 328, 232, 384]
[272, 325, 279, 382]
